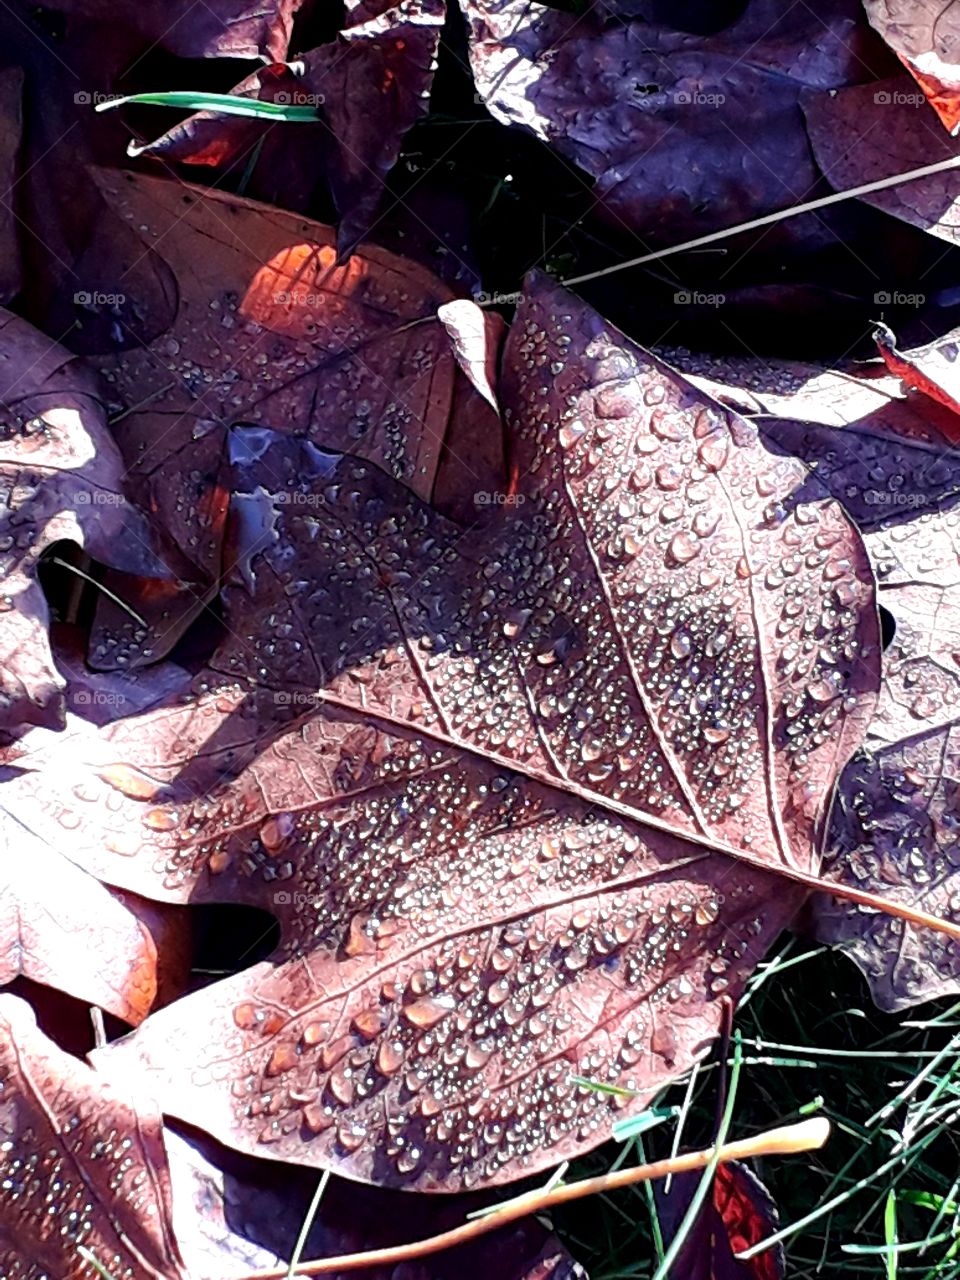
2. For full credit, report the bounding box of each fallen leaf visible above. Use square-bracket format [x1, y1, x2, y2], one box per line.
[125, 0, 443, 256]
[0, 993, 186, 1280]
[4, 276, 881, 1189]
[815, 500, 960, 1009]
[0, 816, 159, 1022]
[656, 1159, 784, 1279]
[166, 1125, 587, 1278]
[461, 0, 875, 243]
[802, 76, 960, 246]
[45, 0, 301, 59]
[0, 67, 23, 305]
[661, 345, 960, 443]
[863, 0, 960, 133]
[84, 170, 503, 667]
[0, 307, 176, 738]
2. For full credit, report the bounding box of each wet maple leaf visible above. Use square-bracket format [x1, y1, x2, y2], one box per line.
[0, 308, 176, 738]
[128, 0, 443, 255]
[2, 276, 881, 1189]
[802, 76, 960, 247]
[461, 0, 875, 242]
[863, 0, 960, 134]
[0, 994, 187, 1280]
[84, 170, 503, 669]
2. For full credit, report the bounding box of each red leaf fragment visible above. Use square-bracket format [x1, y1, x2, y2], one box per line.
[874, 321, 960, 434]
[864, 0, 960, 133]
[802, 76, 960, 246]
[657, 1160, 784, 1280]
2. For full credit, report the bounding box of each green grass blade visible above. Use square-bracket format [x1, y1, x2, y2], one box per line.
[94, 91, 320, 122]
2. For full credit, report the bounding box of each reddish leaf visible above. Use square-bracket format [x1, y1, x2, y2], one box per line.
[461, 0, 876, 243]
[656, 1160, 784, 1280]
[863, 0, 960, 133]
[874, 321, 960, 434]
[0, 994, 186, 1280]
[4, 276, 881, 1189]
[0, 308, 175, 738]
[84, 170, 503, 667]
[802, 76, 960, 247]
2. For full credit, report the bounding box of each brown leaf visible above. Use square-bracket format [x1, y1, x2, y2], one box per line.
[461, 0, 875, 243]
[816, 501, 960, 1009]
[85, 170, 503, 668]
[863, 0, 960, 133]
[0, 993, 186, 1280]
[0, 308, 176, 738]
[8, 276, 879, 1189]
[166, 1126, 587, 1278]
[802, 76, 960, 246]
[128, 1, 443, 253]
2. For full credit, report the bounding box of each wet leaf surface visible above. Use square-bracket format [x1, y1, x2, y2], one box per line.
[2, 275, 880, 1189]
[83, 170, 502, 667]
[0, 994, 186, 1280]
[749, 398, 960, 1009]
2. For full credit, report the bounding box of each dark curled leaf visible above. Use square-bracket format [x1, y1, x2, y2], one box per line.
[863, 0, 960, 134]
[656, 1159, 784, 1279]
